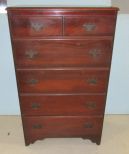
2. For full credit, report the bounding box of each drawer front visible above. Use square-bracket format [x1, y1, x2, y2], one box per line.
[17, 69, 109, 93]
[13, 39, 112, 68]
[64, 16, 116, 36]
[20, 94, 106, 116]
[9, 16, 62, 38]
[23, 116, 103, 137]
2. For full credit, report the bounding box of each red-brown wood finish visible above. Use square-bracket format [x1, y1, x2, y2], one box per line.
[13, 39, 113, 68]
[9, 16, 62, 38]
[64, 16, 116, 36]
[17, 69, 109, 93]
[20, 94, 106, 116]
[23, 116, 103, 145]
[7, 7, 118, 146]
[7, 7, 119, 16]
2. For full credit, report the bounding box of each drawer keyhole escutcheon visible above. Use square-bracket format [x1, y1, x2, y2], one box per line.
[33, 124, 42, 129]
[25, 50, 38, 59]
[83, 23, 96, 31]
[89, 49, 102, 58]
[85, 102, 96, 109]
[27, 79, 39, 85]
[84, 122, 93, 128]
[31, 103, 41, 109]
[31, 22, 44, 31]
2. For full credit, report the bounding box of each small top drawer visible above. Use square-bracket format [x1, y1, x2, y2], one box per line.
[9, 16, 62, 38]
[64, 15, 116, 36]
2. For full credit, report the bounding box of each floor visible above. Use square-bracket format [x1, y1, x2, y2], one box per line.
[0, 115, 129, 154]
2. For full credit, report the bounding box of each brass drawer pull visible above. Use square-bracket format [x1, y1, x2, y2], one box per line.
[87, 78, 98, 85]
[31, 103, 41, 109]
[84, 122, 93, 128]
[25, 50, 38, 59]
[33, 124, 42, 129]
[83, 23, 96, 31]
[89, 49, 101, 58]
[85, 102, 96, 109]
[31, 22, 44, 31]
[27, 79, 38, 85]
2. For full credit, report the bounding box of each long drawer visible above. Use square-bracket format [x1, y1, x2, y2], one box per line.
[23, 116, 103, 137]
[13, 39, 112, 68]
[20, 94, 106, 116]
[17, 69, 109, 93]
[9, 16, 62, 38]
[64, 15, 116, 36]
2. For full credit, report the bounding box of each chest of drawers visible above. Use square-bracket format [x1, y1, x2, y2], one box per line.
[7, 7, 118, 146]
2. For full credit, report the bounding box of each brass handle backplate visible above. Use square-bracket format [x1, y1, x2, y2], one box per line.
[87, 78, 98, 85]
[31, 103, 41, 109]
[25, 50, 38, 59]
[89, 49, 101, 58]
[27, 79, 38, 85]
[31, 22, 44, 31]
[84, 122, 93, 128]
[33, 124, 42, 129]
[83, 23, 96, 31]
[85, 102, 96, 109]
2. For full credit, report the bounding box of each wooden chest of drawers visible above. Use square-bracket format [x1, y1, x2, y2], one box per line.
[7, 7, 118, 146]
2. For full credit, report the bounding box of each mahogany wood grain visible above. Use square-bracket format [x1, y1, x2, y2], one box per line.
[16, 69, 109, 93]
[20, 94, 106, 116]
[23, 116, 103, 145]
[13, 39, 113, 68]
[7, 7, 119, 16]
[7, 7, 118, 146]
[64, 15, 116, 36]
[9, 16, 62, 38]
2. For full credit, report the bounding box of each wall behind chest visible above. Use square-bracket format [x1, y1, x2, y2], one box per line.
[7, 0, 111, 6]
